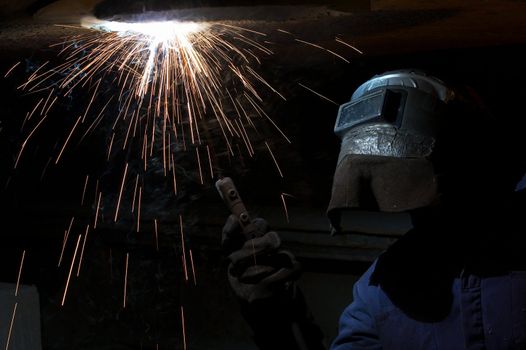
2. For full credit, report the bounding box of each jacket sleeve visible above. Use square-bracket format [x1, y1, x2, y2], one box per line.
[240, 283, 327, 350]
[331, 274, 382, 350]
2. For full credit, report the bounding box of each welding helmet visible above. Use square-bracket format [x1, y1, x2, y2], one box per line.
[327, 70, 456, 232]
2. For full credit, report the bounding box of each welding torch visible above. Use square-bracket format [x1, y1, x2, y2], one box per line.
[215, 177, 312, 350]
[215, 177, 260, 239]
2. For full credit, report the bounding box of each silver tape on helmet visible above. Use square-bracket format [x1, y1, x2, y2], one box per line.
[338, 124, 435, 163]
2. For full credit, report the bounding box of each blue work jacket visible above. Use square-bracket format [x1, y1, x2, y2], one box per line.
[331, 223, 526, 350]
[332, 261, 526, 350]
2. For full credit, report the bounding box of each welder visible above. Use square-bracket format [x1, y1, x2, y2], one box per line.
[221, 70, 526, 349]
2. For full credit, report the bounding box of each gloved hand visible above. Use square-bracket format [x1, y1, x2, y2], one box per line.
[222, 214, 301, 303]
[222, 215, 326, 350]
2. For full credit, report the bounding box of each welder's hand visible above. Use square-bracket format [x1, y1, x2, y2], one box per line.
[222, 215, 301, 303]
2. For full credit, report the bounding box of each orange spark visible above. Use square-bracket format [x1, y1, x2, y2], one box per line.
[136, 186, 142, 233]
[55, 115, 82, 164]
[295, 38, 349, 63]
[94, 191, 102, 228]
[43, 95, 58, 116]
[196, 147, 204, 185]
[4, 61, 20, 78]
[335, 37, 364, 55]
[171, 154, 177, 196]
[280, 193, 290, 223]
[265, 141, 283, 178]
[76, 225, 90, 277]
[154, 219, 159, 251]
[82, 79, 101, 123]
[15, 250, 26, 297]
[205, 145, 214, 179]
[131, 174, 139, 213]
[19, 20, 286, 184]
[61, 233, 82, 306]
[123, 252, 129, 308]
[58, 217, 75, 267]
[114, 162, 129, 222]
[25, 98, 43, 122]
[5, 302, 18, 350]
[107, 132, 115, 161]
[179, 215, 188, 281]
[14, 113, 49, 169]
[81, 174, 89, 206]
[189, 249, 197, 286]
[298, 83, 339, 106]
[93, 179, 99, 206]
[276, 29, 293, 35]
[40, 88, 54, 116]
[181, 306, 187, 350]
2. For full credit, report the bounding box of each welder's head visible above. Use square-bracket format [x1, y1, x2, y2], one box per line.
[327, 69, 519, 232]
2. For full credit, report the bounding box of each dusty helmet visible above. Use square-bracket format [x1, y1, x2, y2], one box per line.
[327, 70, 456, 231]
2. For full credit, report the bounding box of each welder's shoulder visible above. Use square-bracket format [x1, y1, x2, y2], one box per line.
[338, 259, 391, 324]
[351, 259, 388, 312]
[331, 260, 385, 350]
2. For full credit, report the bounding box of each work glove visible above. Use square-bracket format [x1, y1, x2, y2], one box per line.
[222, 214, 301, 303]
[222, 215, 326, 350]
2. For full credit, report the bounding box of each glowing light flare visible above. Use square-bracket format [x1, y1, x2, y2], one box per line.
[86, 19, 206, 43]
[18, 18, 291, 185]
[84, 18, 209, 100]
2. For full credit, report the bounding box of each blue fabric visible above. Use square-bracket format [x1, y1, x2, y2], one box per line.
[332, 261, 526, 350]
[516, 173, 526, 191]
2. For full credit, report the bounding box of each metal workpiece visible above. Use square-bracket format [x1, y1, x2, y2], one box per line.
[92, 0, 366, 22]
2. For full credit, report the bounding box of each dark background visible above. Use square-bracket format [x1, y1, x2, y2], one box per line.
[1, 1, 526, 349]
